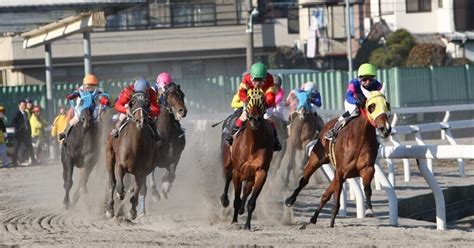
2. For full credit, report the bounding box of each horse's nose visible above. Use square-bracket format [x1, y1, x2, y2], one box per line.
[179, 108, 187, 117]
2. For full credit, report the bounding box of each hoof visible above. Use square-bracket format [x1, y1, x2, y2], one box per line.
[238, 206, 245, 215]
[159, 191, 168, 200]
[129, 210, 137, 220]
[244, 224, 251, 230]
[138, 211, 146, 218]
[309, 216, 317, 224]
[220, 195, 229, 208]
[105, 209, 114, 218]
[62, 201, 70, 210]
[365, 209, 375, 217]
[285, 197, 295, 207]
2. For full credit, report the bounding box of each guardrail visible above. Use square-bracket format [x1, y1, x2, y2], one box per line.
[378, 145, 474, 231]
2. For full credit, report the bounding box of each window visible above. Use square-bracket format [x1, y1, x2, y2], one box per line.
[171, 3, 216, 27]
[287, 7, 299, 34]
[406, 0, 431, 13]
[438, 0, 443, 8]
[182, 61, 205, 78]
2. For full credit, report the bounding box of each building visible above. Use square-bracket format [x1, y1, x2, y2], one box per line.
[0, 0, 300, 86]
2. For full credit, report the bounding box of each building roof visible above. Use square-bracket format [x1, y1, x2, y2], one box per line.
[413, 34, 446, 47]
[443, 31, 474, 42]
[0, 0, 145, 8]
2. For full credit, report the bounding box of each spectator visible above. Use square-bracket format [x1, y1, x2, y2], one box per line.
[25, 98, 34, 120]
[51, 106, 68, 141]
[30, 105, 47, 161]
[0, 105, 9, 167]
[11, 100, 39, 167]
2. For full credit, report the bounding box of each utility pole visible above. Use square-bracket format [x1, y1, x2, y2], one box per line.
[246, 1, 259, 71]
[345, 0, 353, 77]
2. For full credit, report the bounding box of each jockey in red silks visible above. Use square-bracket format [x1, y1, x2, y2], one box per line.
[225, 62, 282, 151]
[111, 77, 162, 142]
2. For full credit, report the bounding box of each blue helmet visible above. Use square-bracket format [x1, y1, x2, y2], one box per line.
[134, 77, 149, 93]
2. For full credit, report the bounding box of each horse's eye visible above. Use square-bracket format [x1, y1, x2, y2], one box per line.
[368, 103, 376, 114]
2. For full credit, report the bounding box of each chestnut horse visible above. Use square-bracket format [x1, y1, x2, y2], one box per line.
[285, 85, 391, 227]
[220, 88, 274, 230]
[104, 91, 158, 220]
[148, 83, 187, 201]
[280, 90, 324, 188]
[61, 91, 103, 209]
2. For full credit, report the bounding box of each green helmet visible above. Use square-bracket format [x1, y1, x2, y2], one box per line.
[357, 63, 376, 77]
[250, 62, 267, 80]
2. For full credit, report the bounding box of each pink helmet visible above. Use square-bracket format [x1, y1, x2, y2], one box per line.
[156, 72, 173, 88]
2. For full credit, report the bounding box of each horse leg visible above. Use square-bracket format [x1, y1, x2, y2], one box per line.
[71, 165, 94, 207]
[149, 169, 160, 202]
[160, 163, 177, 199]
[285, 141, 327, 207]
[284, 145, 297, 189]
[244, 170, 267, 230]
[239, 180, 255, 215]
[231, 172, 242, 224]
[361, 166, 375, 217]
[220, 174, 232, 208]
[329, 172, 345, 228]
[309, 180, 335, 224]
[62, 158, 74, 210]
[130, 175, 145, 220]
[138, 179, 148, 217]
[105, 165, 116, 218]
[115, 164, 126, 201]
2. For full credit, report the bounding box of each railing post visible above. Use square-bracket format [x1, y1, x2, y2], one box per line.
[374, 163, 398, 226]
[441, 111, 450, 140]
[441, 124, 465, 177]
[390, 133, 411, 182]
[412, 125, 434, 174]
[416, 159, 446, 230]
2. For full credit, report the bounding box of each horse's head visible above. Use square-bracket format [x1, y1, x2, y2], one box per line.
[361, 84, 392, 138]
[129, 91, 150, 129]
[246, 88, 266, 130]
[296, 90, 312, 118]
[78, 91, 96, 128]
[162, 83, 187, 120]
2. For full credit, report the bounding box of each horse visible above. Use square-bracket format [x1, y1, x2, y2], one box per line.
[220, 88, 274, 230]
[147, 83, 187, 202]
[61, 91, 102, 209]
[284, 85, 391, 227]
[280, 90, 324, 188]
[104, 91, 158, 220]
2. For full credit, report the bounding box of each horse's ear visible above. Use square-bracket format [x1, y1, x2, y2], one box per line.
[361, 85, 371, 98]
[380, 83, 386, 95]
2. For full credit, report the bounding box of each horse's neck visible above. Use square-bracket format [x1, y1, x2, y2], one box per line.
[351, 115, 376, 139]
[158, 111, 176, 138]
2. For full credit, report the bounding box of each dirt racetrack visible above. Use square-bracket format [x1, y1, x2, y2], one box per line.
[0, 119, 473, 247]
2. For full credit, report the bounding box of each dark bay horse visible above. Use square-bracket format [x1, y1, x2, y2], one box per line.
[147, 83, 187, 202]
[285, 85, 391, 227]
[104, 91, 157, 220]
[280, 90, 324, 188]
[220, 88, 274, 230]
[61, 91, 102, 209]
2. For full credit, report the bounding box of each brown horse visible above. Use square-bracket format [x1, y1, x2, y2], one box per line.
[280, 90, 324, 188]
[147, 83, 187, 203]
[284, 86, 391, 227]
[220, 88, 274, 230]
[61, 91, 101, 209]
[104, 91, 158, 220]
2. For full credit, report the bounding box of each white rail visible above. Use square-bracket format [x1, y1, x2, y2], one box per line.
[377, 144, 474, 231]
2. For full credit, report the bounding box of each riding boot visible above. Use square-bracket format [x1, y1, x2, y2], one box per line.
[225, 125, 239, 146]
[110, 119, 124, 138]
[58, 124, 72, 142]
[324, 111, 350, 141]
[273, 128, 282, 151]
[174, 120, 185, 139]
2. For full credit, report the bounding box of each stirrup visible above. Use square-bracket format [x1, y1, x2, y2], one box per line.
[324, 129, 335, 140]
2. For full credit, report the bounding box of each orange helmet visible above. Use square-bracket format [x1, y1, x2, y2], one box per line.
[83, 74, 98, 85]
[32, 105, 41, 113]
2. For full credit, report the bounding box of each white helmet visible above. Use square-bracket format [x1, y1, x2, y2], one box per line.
[303, 82, 317, 93]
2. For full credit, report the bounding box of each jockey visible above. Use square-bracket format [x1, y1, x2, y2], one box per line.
[111, 78, 161, 142]
[225, 62, 282, 151]
[154, 72, 186, 138]
[59, 74, 109, 141]
[286, 81, 321, 116]
[325, 63, 382, 140]
[265, 75, 286, 121]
